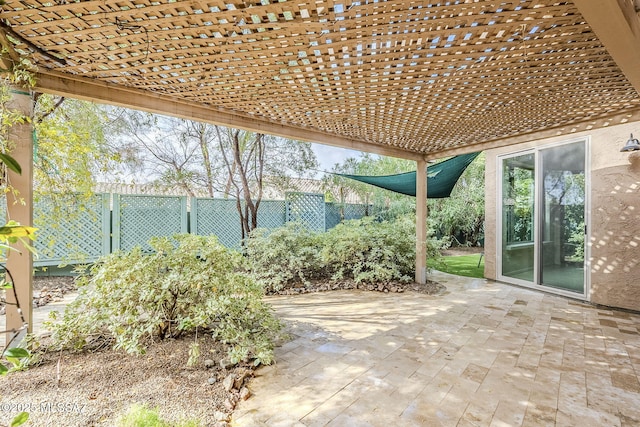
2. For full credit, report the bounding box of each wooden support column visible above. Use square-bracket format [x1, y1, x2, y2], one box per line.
[5, 87, 34, 344]
[415, 159, 427, 284]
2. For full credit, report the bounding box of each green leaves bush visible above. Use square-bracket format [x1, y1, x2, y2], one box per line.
[47, 234, 282, 366]
[322, 216, 417, 284]
[245, 222, 324, 292]
[246, 215, 445, 291]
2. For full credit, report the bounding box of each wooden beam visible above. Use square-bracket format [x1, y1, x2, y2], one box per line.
[5, 88, 34, 344]
[574, 0, 640, 95]
[35, 71, 424, 162]
[0, 29, 19, 72]
[415, 159, 427, 284]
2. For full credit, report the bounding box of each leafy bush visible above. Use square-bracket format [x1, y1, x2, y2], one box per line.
[118, 403, 201, 427]
[246, 222, 324, 292]
[47, 234, 282, 365]
[322, 216, 416, 283]
[247, 215, 445, 289]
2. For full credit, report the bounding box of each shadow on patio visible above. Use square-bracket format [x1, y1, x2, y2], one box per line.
[233, 271, 640, 427]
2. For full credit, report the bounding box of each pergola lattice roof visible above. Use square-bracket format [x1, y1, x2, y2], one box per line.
[2, 0, 640, 159]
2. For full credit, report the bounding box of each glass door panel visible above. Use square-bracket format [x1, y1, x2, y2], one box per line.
[501, 153, 535, 282]
[539, 142, 585, 293]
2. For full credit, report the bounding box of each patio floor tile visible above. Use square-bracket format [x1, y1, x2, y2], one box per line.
[233, 271, 640, 426]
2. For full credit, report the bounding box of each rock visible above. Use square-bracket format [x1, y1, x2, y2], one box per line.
[223, 398, 235, 411]
[207, 377, 217, 385]
[239, 386, 251, 400]
[219, 358, 233, 370]
[214, 422, 229, 427]
[222, 373, 236, 392]
[204, 359, 215, 368]
[214, 411, 230, 422]
[234, 369, 250, 389]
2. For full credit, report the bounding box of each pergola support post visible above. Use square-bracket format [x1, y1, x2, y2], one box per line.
[415, 159, 427, 284]
[5, 87, 34, 345]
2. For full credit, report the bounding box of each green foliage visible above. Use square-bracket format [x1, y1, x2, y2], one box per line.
[0, 347, 30, 375]
[1, 59, 34, 201]
[321, 216, 417, 284]
[9, 412, 29, 427]
[34, 96, 121, 195]
[47, 234, 282, 366]
[0, 220, 37, 260]
[323, 153, 415, 219]
[246, 222, 324, 292]
[569, 220, 585, 262]
[247, 216, 445, 290]
[428, 153, 485, 246]
[117, 403, 201, 427]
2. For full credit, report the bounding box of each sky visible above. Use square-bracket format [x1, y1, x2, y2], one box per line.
[311, 143, 364, 176]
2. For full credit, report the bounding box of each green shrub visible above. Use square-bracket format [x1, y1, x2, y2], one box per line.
[246, 215, 445, 289]
[321, 216, 416, 284]
[246, 222, 324, 292]
[118, 403, 201, 427]
[47, 234, 282, 365]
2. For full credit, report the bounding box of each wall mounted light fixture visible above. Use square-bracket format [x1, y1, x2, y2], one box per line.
[620, 133, 640, 152]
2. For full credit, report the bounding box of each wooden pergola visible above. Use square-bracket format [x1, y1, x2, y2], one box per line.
[2, 0, 640, 336]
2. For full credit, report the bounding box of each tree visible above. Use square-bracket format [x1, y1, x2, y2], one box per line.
[428, 152, 485, 246]
[105, 109, 318, 240]
[324, 152, 486, 246]
[323, 153, 415, 220]
[33, 95, 123, 196]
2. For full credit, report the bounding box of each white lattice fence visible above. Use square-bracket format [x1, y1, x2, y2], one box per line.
[33, 194, 111, 266]
[257, 200, 286, 230]
[286, 192, 325, 232]
[343, 204, 371, 221]
[113, 195, 188, 252]
[192, 198, 243, 248]
[325, 202, 342, 230]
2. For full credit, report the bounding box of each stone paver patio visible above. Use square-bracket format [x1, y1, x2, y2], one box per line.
[233, 271, 640, 427]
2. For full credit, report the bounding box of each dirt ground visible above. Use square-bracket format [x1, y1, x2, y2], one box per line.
[441, 245, 484, 257]
[0, 278, 445, 427]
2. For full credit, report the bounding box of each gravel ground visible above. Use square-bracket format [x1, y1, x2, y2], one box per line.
[0, 276, 77, 315]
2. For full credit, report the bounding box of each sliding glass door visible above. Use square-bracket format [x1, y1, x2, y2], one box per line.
[539, 143, 585, 292]
[499, 140, 587, 295]
[501, 152, 536, 282]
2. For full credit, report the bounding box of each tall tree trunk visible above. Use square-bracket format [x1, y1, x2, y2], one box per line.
[196, 123, 215, 198]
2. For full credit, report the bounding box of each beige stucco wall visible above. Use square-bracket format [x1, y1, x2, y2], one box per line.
[484, 121, 640, 311]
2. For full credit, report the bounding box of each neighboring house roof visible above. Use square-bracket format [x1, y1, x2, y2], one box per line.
[94, 177, 367, 204]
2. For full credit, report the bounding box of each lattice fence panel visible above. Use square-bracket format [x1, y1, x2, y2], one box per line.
[325, 202, 342, 231]
[33, 194, 111, 266]
[113, 195, 188, 253]
[256, 200, 286, 230]
[286, 192, 325, 232]
[343, 204, 371, 221]
[192, 198, 243, 249]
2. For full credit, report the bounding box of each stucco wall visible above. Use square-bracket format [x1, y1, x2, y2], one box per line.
[484, 121, 640, 311]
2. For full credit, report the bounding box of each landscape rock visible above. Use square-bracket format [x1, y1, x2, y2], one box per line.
[219, 358, 233, 370]
[214, 411, 230, 422]
[223, 398, 235, 411]
[208, 377, 217, 385]
[204, 359, 215, 368]
[239, 386, 251, 400]
[234, 369, 250, 389]
[222, 373, 235, 392]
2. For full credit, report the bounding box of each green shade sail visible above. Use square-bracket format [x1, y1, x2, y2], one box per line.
[338, 152, 480, 198]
